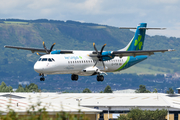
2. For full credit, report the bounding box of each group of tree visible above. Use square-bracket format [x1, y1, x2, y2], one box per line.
[82, 85, 113, 93]
[0, 82, 13, 92]
[16, 83, 39, 92]
[0, 81, 39, 92]
[166, 87, 174, 94]
[135, 84, 174, 94]
[135, 85, 151, 93]
[118, 108, 167, 120]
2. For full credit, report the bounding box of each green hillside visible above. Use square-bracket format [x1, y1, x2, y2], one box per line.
[0, 19, 179, 78]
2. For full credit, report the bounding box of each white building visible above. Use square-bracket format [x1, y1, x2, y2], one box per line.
[0, 93, 180, 120]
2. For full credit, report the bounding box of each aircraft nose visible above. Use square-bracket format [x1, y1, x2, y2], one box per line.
[34, 62, 44, 73]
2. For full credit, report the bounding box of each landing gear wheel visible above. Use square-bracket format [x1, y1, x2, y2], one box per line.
[97, 75, 104, 82]
[71, 74, 78, 81]
[39, 73, 45, 81]
[40, 77, 45, 81]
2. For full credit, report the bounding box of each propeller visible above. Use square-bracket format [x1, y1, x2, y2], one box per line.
[93, 43, 106, 69]
[43, 42, 56, 54]
[37, 42, 56, 55]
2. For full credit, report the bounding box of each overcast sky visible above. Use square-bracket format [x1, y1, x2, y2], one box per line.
[1, 0, 180, 37]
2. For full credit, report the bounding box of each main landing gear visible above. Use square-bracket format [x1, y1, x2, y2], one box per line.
[39, 73, 45, 81]
[97, 75, 104, 82]
[71, 74, 78, 81]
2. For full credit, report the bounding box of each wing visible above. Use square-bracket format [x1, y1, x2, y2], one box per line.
[90, 49, 174, 58]
[4, 45, 47, 53]
[4, 45, 73, 54]
[112, 49, 174, 58]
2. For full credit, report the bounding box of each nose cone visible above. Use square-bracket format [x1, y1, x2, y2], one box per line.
[34, 62, 44, 73]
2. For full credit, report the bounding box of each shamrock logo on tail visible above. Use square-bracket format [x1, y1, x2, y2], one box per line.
[134, 35, 142, 50]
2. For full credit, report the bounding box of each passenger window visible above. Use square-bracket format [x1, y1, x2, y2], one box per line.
[42, 58, 47, 61]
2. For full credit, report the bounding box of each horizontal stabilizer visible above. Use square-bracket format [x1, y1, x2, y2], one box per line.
[119, 27, 166, 30]
[119, 27, 137, 29]
[139, 28, 166, 30]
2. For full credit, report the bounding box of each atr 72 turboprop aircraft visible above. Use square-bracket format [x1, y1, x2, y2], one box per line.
[5, 23, 174, 82]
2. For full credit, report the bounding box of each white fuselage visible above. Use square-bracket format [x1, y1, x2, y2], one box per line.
[34, 51, 127, 76]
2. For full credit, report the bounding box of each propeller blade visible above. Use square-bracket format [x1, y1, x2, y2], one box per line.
[102, 61, 105, 69]
[92, 43, 106, 69]
[93, 43, 99, 55]
[36, 53, 45, 56]
[93, 61, 98, 67]
[43, 41, 49, 54]
[100, 44, 106, 55]
[108, 55, 112, 58]
[50, 43, 56, 53]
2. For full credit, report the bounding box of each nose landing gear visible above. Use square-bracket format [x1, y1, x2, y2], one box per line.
[39, 73, 45, 81]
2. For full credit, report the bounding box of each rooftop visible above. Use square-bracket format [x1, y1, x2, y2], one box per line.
[0, 92, 180, 114]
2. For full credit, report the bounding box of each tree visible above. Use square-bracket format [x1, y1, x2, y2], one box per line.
[153, 88, 158, 93]
[166, 88, 174, 94]
[16, 84, 24, 92]
[153, 109, 168, 120]
[15, 83, 39, 92]
[82, 88, 92, 93]
[135, 85, 151, 93]
[118, 108, 167, 120]
[0, 81, 13, 92]
[104, 85, 113, 93]
[27, 83, 39, 92]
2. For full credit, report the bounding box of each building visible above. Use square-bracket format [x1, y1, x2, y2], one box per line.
[0, 93, 180, 120]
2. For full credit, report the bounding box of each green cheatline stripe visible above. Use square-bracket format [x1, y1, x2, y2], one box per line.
[115, 56, 130, 71]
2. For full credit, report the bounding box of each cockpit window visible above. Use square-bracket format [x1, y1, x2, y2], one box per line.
[39, 58, 55, 62]
[48, 58, 52, 62]
[42, 58, 47, 61]
[38, 58, 42, 61]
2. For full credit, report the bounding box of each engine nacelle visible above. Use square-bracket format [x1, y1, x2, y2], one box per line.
[101, 51, 115, 61]
[82, 66, 98, 73]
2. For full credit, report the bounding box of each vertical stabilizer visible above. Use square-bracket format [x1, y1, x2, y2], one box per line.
[122, 23, 147, 51]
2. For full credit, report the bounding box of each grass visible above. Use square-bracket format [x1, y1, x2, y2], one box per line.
[88, 26, 106, 29]
[171, 57, 180, 60]
[4, 21, 29, 25]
